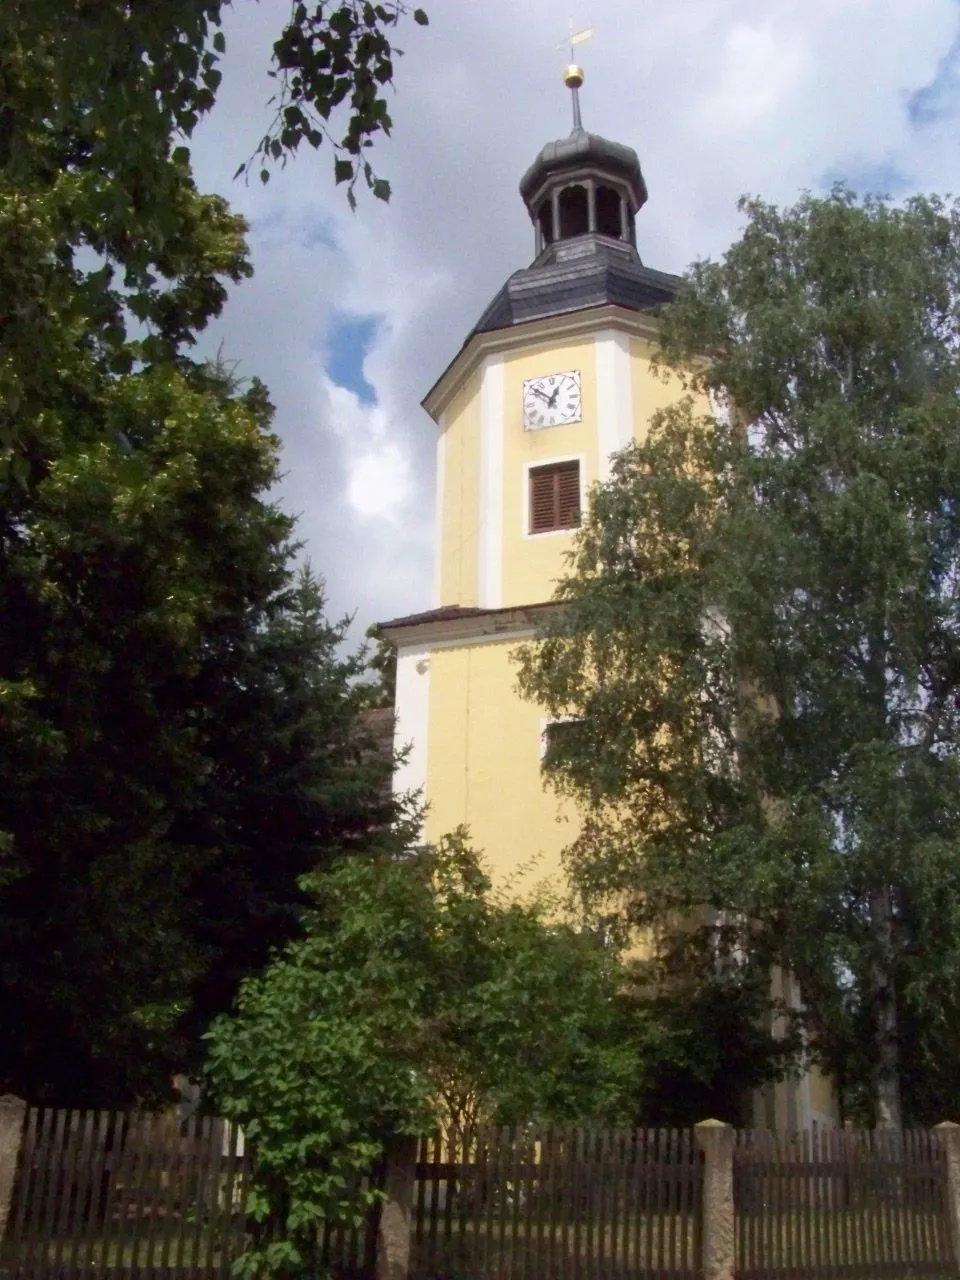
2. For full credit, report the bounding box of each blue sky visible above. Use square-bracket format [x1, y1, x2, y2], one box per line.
[325, 315, 381, 405]
[188, 0, 960, 639]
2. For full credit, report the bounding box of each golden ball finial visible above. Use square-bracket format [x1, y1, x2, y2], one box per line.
[563, 63, 584, 90]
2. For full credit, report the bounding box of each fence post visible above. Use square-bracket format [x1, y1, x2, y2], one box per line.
[934, 1121, 960, 1269]
[376, 1135, 418, 1280]
[695, 1119, 735, 1280]
[0, 1095, 27, 1242]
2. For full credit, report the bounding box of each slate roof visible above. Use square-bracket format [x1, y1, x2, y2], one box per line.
[519, 129, 648, 211]
[470, 234, 682, 338]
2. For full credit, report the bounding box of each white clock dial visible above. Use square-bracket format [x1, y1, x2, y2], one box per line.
[522, 370, 582, 429]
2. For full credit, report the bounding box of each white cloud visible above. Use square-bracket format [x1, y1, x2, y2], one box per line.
[188, 0, 960, 639]
[324, 378, 414, 524]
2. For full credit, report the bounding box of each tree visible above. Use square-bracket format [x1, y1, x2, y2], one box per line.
[517, 189, 960, 1128]
[0, 0, 424, 1101]
[0, 355, 397, 1104]
[360, 624, 397, 708]
[1, 0, 428, 463]
[615, 932, 797, 1127]
[205, 832, 636, 1275]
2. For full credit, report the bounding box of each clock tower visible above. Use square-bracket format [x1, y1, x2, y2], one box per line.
[379, 66, 840, 1131]
[379, 66, 687, 891]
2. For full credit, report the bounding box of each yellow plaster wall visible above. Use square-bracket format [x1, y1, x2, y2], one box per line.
[628, 337, 691, 445]
[438, 375, 481, 608]
[424, 638, 576, 896]
[500, 338, 598, 607]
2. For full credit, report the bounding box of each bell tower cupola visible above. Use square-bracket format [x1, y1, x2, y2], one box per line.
[464, 47, 676, 339]
[519, 62, 648, 259]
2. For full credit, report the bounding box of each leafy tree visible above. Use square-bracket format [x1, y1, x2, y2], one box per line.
[0, 0, 428, 463]
[0, 356, 396, 1104]
[205, 832, 635, 1276]
[360, 624, 397, 708]
[617, 932, 797, 1127]
[517, 189, 960, 1128]
[0, 0, 424, 1101]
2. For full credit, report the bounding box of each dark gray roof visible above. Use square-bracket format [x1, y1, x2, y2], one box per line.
[471, 234, 681, 338]
[520, 128, 647, 211]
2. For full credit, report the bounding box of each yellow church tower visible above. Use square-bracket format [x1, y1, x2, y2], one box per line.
[381, 64, 685, 894]
[381, 62, 838, 1134]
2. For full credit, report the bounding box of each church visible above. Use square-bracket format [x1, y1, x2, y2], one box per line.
[379, 57, 837, 1133]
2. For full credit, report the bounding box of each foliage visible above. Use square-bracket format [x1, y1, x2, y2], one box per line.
[0, 354, 397, 1103]
[205, 831, 635, 1276]
[517, 189, 960, 1127]
[0, 0, 424, 1102]
[618, 931, 797, 1127]
[359, 624, 397, 708]
[0, 0, 428, 463]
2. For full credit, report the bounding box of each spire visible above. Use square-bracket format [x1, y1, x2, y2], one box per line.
[559, 22, 592, 134]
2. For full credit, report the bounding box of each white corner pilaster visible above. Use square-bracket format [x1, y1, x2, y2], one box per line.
[393, 646, 431, 805]
[595, 330, 634, 482]
[478, 354, 504, 609]
[433, 415, 447, 608]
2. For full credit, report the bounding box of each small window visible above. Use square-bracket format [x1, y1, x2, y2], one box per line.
[537, 200, 554, 246]
[529, 461, 581, 534]
[540, 716, 584, 763]
[596, 185, 623, 239]
[558, 185, 589, 239]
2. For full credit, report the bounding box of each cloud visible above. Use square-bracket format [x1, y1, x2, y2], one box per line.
[188, 0, 960, 641]
[324, 377, 414, 524]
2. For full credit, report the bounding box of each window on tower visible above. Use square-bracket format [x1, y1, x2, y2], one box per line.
[537, 201, 554, 246]
[540, 715, 585, 763]
[596, 184, 624, 239]
[529, 461, 581, 534]
[558, 185, 589, 239]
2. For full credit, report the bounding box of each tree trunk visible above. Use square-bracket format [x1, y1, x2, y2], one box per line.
[869, 885, 903, 1130]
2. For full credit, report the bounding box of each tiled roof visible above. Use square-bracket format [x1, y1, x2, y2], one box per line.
[378, 601, 556, 631]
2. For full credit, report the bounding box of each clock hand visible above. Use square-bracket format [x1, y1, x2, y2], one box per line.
[532, 386, 553, 404]
[546, 385, 561, 408]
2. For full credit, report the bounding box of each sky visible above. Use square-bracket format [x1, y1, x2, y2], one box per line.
[188, 0, 960, 640]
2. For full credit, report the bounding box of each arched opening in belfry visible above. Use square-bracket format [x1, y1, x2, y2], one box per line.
[596, 184, 624, 239]
[536, 201, 554, 246]
[558, 185, 589, 239]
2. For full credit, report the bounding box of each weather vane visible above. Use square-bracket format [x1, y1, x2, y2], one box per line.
[557, 19, 593, 132]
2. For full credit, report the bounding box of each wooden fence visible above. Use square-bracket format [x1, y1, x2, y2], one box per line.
[0, 1106, 252, 1277]
[410, 1126, 703, 1279]
[2, 1105, 960, 1280]
[734, 1127, 955, 1279]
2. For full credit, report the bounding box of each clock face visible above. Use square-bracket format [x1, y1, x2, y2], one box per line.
[522, 370, 582, 429]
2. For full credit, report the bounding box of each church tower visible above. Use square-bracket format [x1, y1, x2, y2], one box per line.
[380, 62, 839, 1133]
[380, 64, 687, 893]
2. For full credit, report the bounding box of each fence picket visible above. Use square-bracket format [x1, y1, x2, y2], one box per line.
[38, 1108, 70, 1276]
[65, 1110, 95, 1272]
[908, 1128, 922, 1264]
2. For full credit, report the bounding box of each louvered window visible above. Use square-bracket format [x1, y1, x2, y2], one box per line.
[529, 461, 581, 534]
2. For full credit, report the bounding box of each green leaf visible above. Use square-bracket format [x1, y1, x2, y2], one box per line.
[413, 9, 429, 24]
[334, 158, 354, 185]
